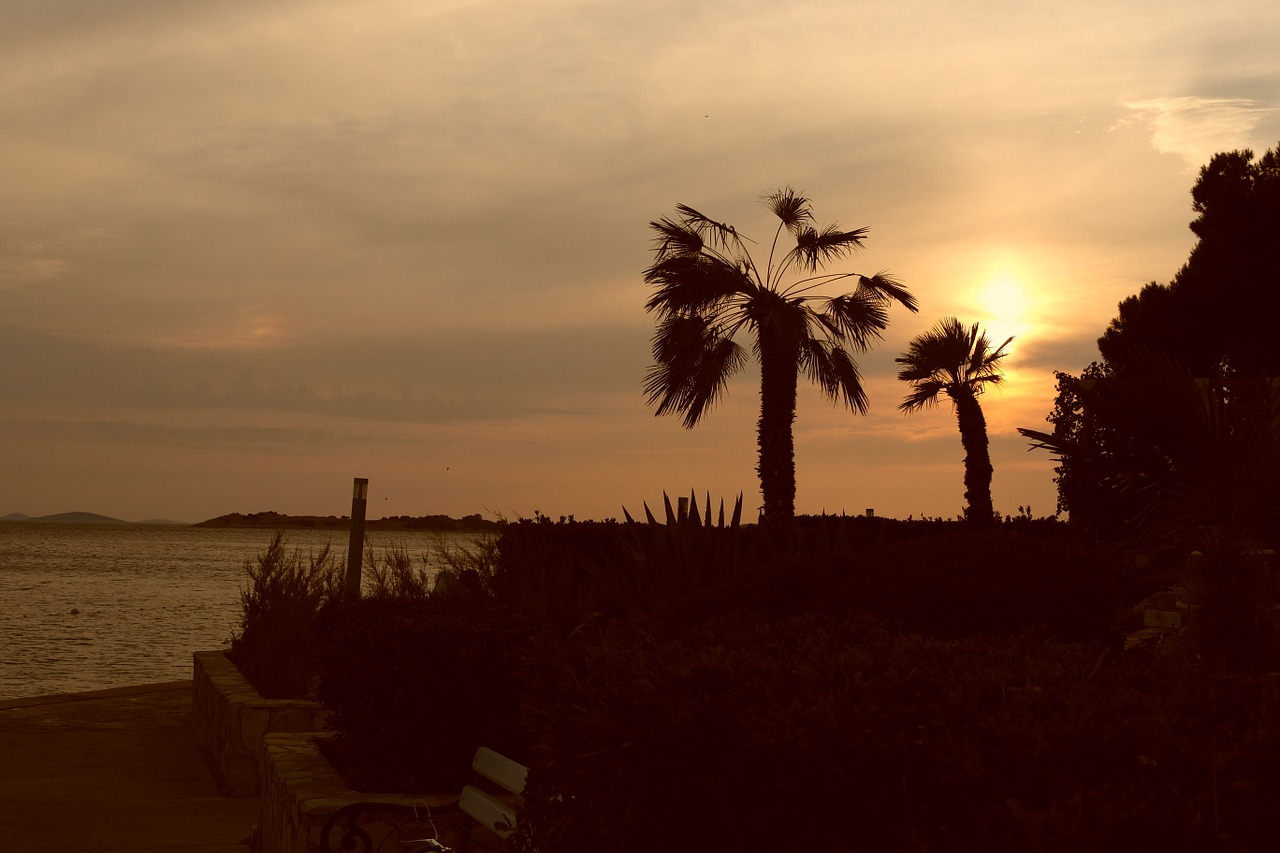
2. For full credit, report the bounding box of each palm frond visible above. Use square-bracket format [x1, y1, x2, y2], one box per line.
[778, 223, 868, 276]
[800, 339, 869, 413]
[896, 316, 1013, 412]
[899, 381, 946, 413]
[858, 271, 919, 313]
[644, 254, 749, 317]
[644, 314, 747, 428]
[648, 217, 703, 258]
[814, 292, 889, 351]
[762, 187, 812, 231]
[674, 203, 749, 252]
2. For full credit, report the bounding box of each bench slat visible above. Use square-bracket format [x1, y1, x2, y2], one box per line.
[472, 746, 528, 794]
[459, 785, 518, 839]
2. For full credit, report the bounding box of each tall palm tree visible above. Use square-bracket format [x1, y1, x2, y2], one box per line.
[896, 317, 1012, 527]
[644, 187, 917, 531]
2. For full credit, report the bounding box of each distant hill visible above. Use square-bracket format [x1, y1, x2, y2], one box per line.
[3, 511, 128, 524]
[1, 512, 190, 525]
[193, 510, 502, 531]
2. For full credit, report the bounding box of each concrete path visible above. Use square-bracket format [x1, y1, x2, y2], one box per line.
[0, 681, 259, 852]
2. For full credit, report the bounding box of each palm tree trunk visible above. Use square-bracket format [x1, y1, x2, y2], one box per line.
[757, 326, 798, 531]
[953, 391, 995, 527]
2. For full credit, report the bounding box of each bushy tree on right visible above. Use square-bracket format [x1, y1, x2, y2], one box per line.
[1024, 143, 1280, 670]
[1037, 143, 1280, 529]
[1098, 144, 1280, 376]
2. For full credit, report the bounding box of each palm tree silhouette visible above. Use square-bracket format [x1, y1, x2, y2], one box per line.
[896, 317, 1012, 527]
[644, 187, 917, 530]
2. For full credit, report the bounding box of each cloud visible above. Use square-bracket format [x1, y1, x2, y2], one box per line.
[1124, 96, 1275, 169]
[1, 321, 649, 424]
[0, 418, 341, 453]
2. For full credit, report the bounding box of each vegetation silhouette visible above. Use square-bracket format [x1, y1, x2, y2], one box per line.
[1043, 141, 1280, 526]
[1099, 142, 1280, 376]
[643, 187, 917, 532]
[896, 317, 1012, 527]
[1021, 349, 1280, 669]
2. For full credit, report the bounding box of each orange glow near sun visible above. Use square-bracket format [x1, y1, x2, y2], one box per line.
[977, 274, 1032, 327]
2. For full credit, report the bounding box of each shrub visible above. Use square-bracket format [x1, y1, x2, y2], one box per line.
[362, 542, 434, 601]
[842, 528, 1123, 642]
[491, 517, 638, 627]
[315, 593, 536, 792]
[358, 533, 499, 601]
[227, 531, 343, 699]
[515, 608, 1280, 852]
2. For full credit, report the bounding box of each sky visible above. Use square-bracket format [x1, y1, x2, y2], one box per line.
[3, 0, 1279, 524]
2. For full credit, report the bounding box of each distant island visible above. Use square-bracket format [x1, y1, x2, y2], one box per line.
[1, 511, 130, 524]
[0, 511, 186, 525]
[192, 510, 503, 532]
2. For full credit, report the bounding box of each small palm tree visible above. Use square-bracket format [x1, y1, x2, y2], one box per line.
[896, 317, 1012, 527]
[644, 188, 917, 531]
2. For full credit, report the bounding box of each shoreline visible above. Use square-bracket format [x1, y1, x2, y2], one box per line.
[0, 679, 191, 711]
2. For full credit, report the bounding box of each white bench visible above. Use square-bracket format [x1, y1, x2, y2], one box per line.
[319, 747, 529, 852]
[457, 746, 528, 842]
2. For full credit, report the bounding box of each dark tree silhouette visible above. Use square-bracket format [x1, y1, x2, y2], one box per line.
[1021, 349, 1280, 669]
[643, 188, 917, 531]
[1099, 143, 1280, 376]
[1044, 143, 1280, 526]
[896, 318, 1012, 528]
[1024, 350, 1280, 550]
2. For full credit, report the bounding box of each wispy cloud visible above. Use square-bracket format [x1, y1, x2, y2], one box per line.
[1124, 96, 1274, 169]
[0, 418, 342, 453]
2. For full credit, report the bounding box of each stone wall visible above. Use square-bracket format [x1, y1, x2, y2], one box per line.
[190, 650, 332, 796]
[258, 732, 462, 853]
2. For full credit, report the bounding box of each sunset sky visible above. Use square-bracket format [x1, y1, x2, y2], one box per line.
[3, 0, 1279, 523]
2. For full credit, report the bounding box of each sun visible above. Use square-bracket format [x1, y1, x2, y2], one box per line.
[961, 270, 1044, 343]
[976, 274, 1032, 326]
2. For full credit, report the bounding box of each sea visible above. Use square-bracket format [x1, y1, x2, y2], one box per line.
[0, 522, 488, 702]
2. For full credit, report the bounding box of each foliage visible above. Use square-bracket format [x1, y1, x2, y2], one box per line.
[1022, 350, 1280, 554]
[1041, 362, 1117, 524]
[361, 543, 434, 600]
[1049, 144, 1280, 530]
[601, 490, 746, 611]
[228, 531, 500, 699]
[491, 516, 635, 629]
[362, 534, 500, 601]
[842, 528, 1122, 643]
[315, 592, 536, 793]
[492, 495, 758, 628]
[227, 531, 344, 699]
[896, 317, 1012, 527]
[1021, 349, 1280, 669]
[643, 188, 917, 531]
[515, 607, 1280, 853]
[1098, 143, 1280, 376]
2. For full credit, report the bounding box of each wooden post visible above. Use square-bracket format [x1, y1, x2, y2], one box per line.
[345, 478, 368, 599]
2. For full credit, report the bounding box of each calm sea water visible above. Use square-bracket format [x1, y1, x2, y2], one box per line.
[0, 522, 486, 701]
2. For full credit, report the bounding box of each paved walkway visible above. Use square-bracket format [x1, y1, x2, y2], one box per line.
[0, 681, 259, 853]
